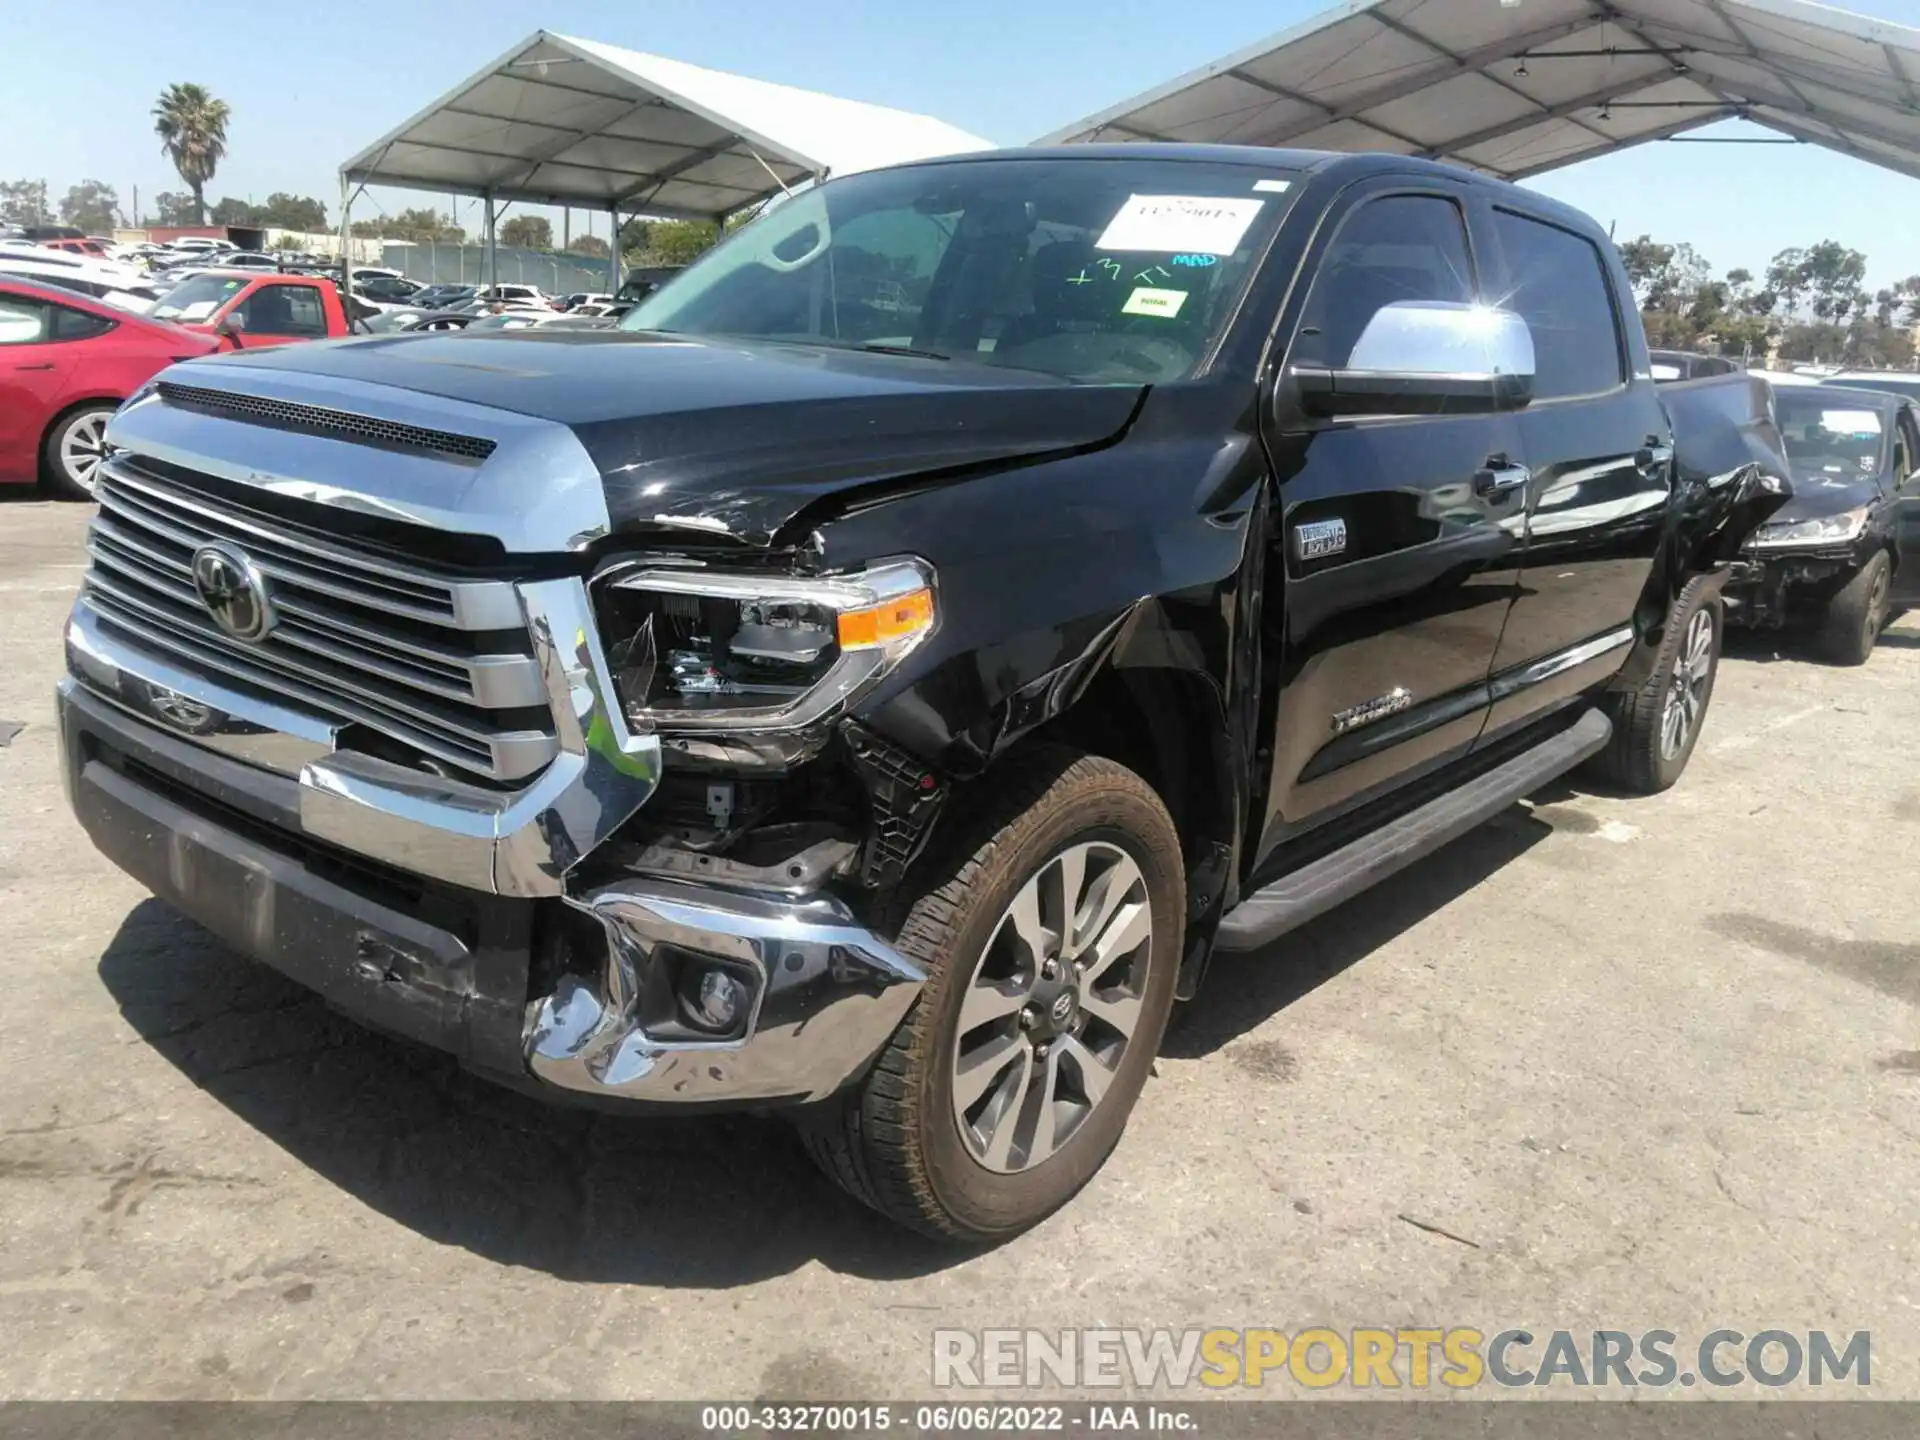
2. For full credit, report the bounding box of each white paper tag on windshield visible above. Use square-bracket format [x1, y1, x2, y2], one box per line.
[1252, 179, 1293, 193]
[1096, 194, 1264, 255]
[177, 300, 218, 321]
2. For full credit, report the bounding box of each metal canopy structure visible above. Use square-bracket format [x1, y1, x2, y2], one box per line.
[342, 30, 992, 218]
[1039, 0, 1920, 184]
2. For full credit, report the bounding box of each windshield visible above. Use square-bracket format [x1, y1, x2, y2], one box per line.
[150, 274, 247, 322]
[621, 157, 1299, 383]
[1774, 391, 1887, 476]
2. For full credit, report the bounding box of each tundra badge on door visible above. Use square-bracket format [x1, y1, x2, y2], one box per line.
[1294, 518, 1347, 560]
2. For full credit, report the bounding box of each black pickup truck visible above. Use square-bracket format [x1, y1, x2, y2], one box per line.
[60, 147, 1787, 1241]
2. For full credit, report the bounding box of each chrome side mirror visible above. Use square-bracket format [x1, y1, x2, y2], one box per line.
[1294, 300, 1535, 418]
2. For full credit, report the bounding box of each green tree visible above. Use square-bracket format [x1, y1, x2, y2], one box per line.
[152, 191, 200, 226]
[631, 219, 719, 269]
[58, 180, 120, 233]
[0, 179, 52, 226]
[565, 233, 610, 258]
[1616, 236, 1675, 306]
[351, 207, 463, 243]
[152, 82, 231, 225]
[259, 192, 326, 231]
[209, 196, 262, 226]
[499, 215, 552, 249]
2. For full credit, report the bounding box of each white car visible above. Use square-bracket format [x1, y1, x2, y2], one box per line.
[0, 255, 164, 313]
[350, 266, 403, 282]
[474, 282, 552, 308]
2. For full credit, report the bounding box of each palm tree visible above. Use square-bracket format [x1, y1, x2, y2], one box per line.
[152, 83, 230, 225]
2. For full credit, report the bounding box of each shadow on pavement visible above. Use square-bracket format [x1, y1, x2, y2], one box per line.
[1164, 799, 1555, 1059]
[98, 898, 966, 1287]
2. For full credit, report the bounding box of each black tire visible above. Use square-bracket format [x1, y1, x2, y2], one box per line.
[799, 748, 1184, 1242]
[1587, 574, 1722, 795]
[1816, 549, 1891, 667]
[41, 403, 116, 500]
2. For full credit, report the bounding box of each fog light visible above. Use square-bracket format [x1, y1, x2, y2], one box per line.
[678, 964, 749, 1034]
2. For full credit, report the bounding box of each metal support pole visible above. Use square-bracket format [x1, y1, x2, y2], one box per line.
[483, 193, 497, 290]
[608, 202, 621, 297]
[337, 174, 351, 290]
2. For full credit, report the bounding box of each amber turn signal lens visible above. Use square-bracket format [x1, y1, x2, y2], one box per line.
[836, 587, 935, 650]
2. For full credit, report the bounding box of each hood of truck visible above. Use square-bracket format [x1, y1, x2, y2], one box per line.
[212, 330, 1145, 545]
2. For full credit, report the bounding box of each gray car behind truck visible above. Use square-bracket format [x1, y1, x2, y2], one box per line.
[60, 146, 1787, 1240]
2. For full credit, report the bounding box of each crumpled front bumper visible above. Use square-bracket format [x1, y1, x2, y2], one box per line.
[59, 607, 925, 1109]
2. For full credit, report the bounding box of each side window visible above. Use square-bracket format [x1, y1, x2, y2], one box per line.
[1492, 210, 1625, 400]
[51, 306, 115, 341]
[1897, 411, 1919, 478]
[0, 298, 51, 344]
[237, 285, 327, 338]
[1294, 194, 1475, 368]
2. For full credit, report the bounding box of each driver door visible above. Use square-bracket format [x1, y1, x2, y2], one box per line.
[1252, 182, 1526, 864]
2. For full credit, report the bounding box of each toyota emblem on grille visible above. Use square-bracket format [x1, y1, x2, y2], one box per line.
[190, 542, 275, 643]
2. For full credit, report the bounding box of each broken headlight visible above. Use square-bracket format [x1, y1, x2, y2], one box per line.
[596, 558, 936, 730]
[1747, 505, 1872, 548]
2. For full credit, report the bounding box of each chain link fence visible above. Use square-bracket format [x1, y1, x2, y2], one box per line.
[380, 242, 619, 296]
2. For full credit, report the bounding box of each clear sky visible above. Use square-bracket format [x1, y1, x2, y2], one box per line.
[7, 0, 1919, 285]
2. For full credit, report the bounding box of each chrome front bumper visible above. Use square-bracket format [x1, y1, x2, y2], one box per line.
[529, 880, 925, 1104]
[62, 604, 925, 1107]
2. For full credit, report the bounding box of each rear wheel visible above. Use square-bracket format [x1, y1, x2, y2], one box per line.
[800, 749, 1183, 1241]
[1816, 549, 1891, 667]
[43, 404, 116, 500]
[1588, 574, 1721, 795]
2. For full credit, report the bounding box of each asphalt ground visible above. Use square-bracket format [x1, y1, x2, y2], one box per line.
[1, 494, 1915, 1401]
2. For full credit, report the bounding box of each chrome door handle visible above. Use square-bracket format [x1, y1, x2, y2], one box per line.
[1474, 460, 1532, 497]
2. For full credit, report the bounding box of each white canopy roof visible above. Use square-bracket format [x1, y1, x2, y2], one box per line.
[341, 31, 993, 219]
[1039, 0, 1920, 184]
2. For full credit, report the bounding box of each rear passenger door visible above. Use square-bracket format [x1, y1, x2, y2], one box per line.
[1479, 204, 1673, 743]
[1255, 182, 1526, 860]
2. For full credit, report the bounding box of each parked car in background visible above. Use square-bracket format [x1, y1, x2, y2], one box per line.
[1724, 384, 1920, 663]
[473, 282, 552, 309]
[354, 274, 425, 307]
[1649, 349, 1739, 381]
[1819, 370, 1920, 403]
[405, 284, 478, 309]
[0, 255, 165, 313]
[59, 146, 1790, 1241]
[210, 252, 282, 272]
[558, 291, 613, 311]
[348, 266, 403, 283]
[614, 265, 682, 304]
[149, 272, 354, 348]
[0, 276, 219, 497]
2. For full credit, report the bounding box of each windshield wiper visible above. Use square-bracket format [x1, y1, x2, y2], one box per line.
[850, 341, 951, 361]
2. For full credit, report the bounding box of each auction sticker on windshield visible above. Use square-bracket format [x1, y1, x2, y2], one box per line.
[1097, 194, 1265, 255]
[1121, 287, 1189, 318]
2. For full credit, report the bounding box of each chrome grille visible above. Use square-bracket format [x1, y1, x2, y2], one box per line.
[83, 461, 558, 782]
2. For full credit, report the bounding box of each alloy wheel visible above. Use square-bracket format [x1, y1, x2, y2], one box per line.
[59, 413, 109, 495]
[1660, 607, 1715, 760]
[949, 841, 1153, 1174]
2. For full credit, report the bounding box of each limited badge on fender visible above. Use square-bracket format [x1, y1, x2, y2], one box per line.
[1294, 517, 1348, 561]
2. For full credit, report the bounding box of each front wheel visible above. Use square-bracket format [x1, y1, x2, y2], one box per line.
[43, 403, 116, 500]
[800, 749, 1184, 1241]
[1816, 549, 1891, 667]
[1587, 574, 1721, 795]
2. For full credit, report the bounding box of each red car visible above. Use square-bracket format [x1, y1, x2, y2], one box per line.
[0, 276, 219, 499]
[149, 272, 355, 349]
